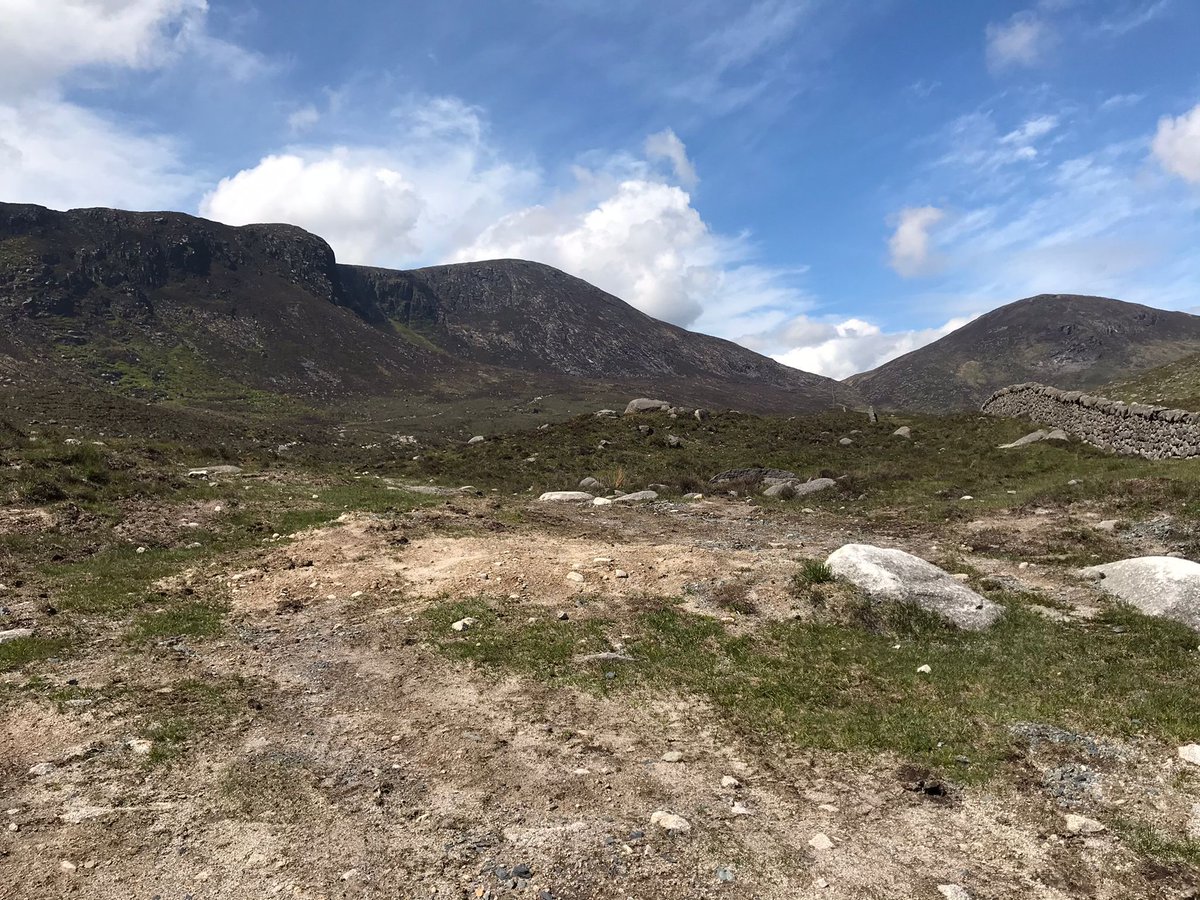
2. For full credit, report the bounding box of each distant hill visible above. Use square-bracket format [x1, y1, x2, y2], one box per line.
[0, 202, 854, 439]
[846, 294, 1200, 413]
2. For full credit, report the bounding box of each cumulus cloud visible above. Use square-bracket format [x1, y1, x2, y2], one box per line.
[0, 98, 194, 210]
[1153, 103, 1200, 184]
[200, 98, 539, 265]
[986, 11, 1054, 70]
[0, 0, 252, 211]
[455, 177, 722, 325]
[644, 129, 698, 188]
[0, 0, 262, 94]
[888, 206, 945, 277]
[744, 315, 972, 381]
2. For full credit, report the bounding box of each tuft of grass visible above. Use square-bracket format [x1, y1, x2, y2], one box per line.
[0, 635, 70, 672]
[796, 559, 835, 585]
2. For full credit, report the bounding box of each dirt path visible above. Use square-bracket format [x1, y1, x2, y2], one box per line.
[2, 496, 1197, 899]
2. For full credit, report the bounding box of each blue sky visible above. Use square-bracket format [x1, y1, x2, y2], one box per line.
[2, 0, 1198, 377]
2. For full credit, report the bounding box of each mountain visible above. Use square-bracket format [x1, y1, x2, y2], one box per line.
[846, 294, 1200, 413]
[0, 202, 853, 438]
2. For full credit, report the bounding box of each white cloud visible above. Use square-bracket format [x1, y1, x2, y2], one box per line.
[200, 98, 540, 266]
[0, 0, 256, 212]
[0, 97, 195, 210]
[888, 206, 945, 277]
[202, 154, 424, 261]
[287, 104, 320, 134]
[455, 177, 722, 325]
[986, 11, 1055, 71]
[1000, 114, 1059, 145]
[644, 129, 698, 188]
[1153, 103, 1200, 184]
[750, 315, 972, 380]
[0, 0, 263, 95]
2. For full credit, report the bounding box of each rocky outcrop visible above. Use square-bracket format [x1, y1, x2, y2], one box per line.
[982, 383, 1200, 459]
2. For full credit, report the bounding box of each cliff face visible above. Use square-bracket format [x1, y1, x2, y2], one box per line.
[0, 202, 853, 413]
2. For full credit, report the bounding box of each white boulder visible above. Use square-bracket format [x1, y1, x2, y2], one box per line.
[625, 398, 671, 415]
[826, 544, 1003, 630]
[1081, 557, 1200, 630]
[998, 428, 1069, 449]
[537, 491, 595, 502]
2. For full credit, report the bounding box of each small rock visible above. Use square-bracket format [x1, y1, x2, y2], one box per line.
[661, 751, 683, 763]
[579, 477, 604, 490]
[808, 833, 834, 851]
[649, 811, 691, 834]
[60, 861, 77, 874]
[0, 628, 34, 644]
[730, 802, 753, 816]
[937, 886, 971, 900]
[1064, 814, 1106, 835]
[28, 762, 55, 777]
[720, 775, 741, 789]
[683, 492, 703, 500]
[1096, 520, 1120, 532]
[467, 435, 486, 445]
[128, 739, 153, 756]
[917, 664, 932, 674]
[667, 435, 683, 448]
[136, 546, 147, 554]
[613, 490, 658, 503]
[838, 437, 853, 446]
[450, 617, 478, 632]
[1179, 744, 1200, 766]
[715, 866, 735, 882]
[893, 426, 912, 438]
[592, 497, 612, 506]
[614, 570, 629, 579]
[566, 572, 585, 583]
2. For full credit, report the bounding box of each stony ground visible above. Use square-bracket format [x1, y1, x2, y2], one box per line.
[4, 473, 1200, 900]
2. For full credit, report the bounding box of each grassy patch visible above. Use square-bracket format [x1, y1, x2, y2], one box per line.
[424, 594, 1200, 780]
[0, 635, 70, 672]
[1116, 819, 1200, 869]
[127, 600, 225, 644]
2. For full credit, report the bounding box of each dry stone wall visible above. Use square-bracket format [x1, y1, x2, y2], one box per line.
[981, 382, 1200, 459]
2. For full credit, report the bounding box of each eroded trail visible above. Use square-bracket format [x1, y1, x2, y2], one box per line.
[2, 495, 1198, 899]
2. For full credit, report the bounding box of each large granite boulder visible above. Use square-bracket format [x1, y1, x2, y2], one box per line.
[1080, 557, 1200, 630]
[826, 544, 1003, 630]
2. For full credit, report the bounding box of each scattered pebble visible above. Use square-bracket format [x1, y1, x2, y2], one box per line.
[660, 751, 683, 763]
[450, 617, 478, 632]
[917, 664, 932, 674]
[808, 833, 834, 851]
[1064, 813, 1106, 835]
[649, 811, 691, 834]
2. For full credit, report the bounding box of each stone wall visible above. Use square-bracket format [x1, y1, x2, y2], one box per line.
[981, 382, 1200, 459]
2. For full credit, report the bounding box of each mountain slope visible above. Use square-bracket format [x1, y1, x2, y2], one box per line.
[847, 294, 1200, 413]
[0, 202, 854, 435]
[1105, 350, 1200, 411]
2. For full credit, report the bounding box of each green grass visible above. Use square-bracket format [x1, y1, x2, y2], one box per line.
[425, 593, 1200, 780]
[1116, 819, 1200, 869]
[0, 635, 70, 672]
[127, 600, 226, 644]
